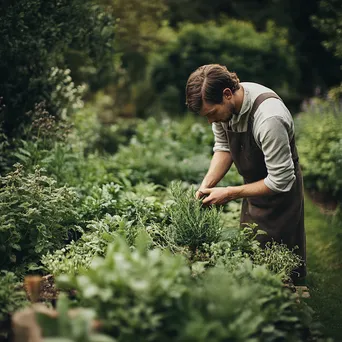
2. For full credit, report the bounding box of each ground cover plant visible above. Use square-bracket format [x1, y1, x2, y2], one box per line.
[180, 261, 314, 342]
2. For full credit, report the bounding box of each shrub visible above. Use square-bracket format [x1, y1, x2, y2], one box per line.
[0, 164, 80, 270]
[41, 214, 124, 276]
[57, 238, 314, 342]
[181, 261, 314, 342]
[0, 271, 28, 322]
[0, 0, 116, 136]
[295, 98, 342, 200]
[43, 183, 172, 276]
[148, 19, 298, 114]
[113, 116, 241, 186]
[200, 224, 303, 280]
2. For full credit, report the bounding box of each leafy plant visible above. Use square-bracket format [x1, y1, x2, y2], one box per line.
[42, 214, 130, 276]
[56, 238, 314, 342]
[202, 225, 302, 279]
[252, 242, 303, 279]
[181, 261, 314, 342]
[57, 235, 191, 341]
[113, 117, 216, 185]
[0, 270, 28, 322]
[0, 164, 80, 269]
[167, 182, 222, 252]
[36, 293, 115, 342]
[296, 98, 342, 199]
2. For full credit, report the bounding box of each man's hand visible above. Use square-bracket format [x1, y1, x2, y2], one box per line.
[195, 189, 207, 200]
[200, 187, 236, 205]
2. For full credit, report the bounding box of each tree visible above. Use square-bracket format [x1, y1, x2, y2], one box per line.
[312, 0, 342, 61]
[0, 0, 116, 135]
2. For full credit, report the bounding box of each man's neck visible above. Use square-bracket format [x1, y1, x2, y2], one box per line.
[234, 84, 245, 114]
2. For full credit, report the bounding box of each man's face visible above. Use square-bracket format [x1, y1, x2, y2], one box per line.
[200, 97, 235, 124]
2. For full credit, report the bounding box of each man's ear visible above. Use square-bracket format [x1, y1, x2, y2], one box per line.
[223, 88, 233, 100]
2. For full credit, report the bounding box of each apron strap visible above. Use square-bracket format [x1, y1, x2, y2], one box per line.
[250, 92, 283, 117]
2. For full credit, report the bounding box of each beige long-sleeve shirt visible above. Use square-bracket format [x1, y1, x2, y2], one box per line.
[212, 82, 296, 193]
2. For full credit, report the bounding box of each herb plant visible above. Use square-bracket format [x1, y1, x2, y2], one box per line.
[167, 182, 222, 252]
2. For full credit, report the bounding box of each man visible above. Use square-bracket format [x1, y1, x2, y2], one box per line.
[185, 64, 306, 282]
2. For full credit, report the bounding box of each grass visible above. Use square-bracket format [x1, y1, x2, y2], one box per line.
[304, 192, 342, 340]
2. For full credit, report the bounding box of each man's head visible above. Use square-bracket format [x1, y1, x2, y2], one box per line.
[185, 64, 240, 123]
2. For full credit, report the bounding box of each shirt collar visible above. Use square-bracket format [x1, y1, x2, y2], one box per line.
[230, 85, 252, 126]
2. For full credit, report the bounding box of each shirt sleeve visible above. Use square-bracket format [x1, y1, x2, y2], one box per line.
[212, 123, 230, 153]
[254, 116, 296, 192]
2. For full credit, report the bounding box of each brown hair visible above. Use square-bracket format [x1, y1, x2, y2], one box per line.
[185, 64, 240, 113]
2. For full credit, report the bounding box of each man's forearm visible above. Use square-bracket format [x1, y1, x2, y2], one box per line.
[201, 178, 276, 205]
[200, 151, 233, 188]
[231, 179, 275, 199]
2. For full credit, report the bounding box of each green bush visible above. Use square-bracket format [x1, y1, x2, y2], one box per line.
[295, 98, 342, 199]
[42, 183, 172, 276]
[58, 235, 192, 341]
[0, 271, 28, 323]
[113, 116, 241, 186]
[147, 19, 298, 114]
[41, 214, 124, 276]
[0, 0, 115, 135]
[181, 261, 313, 342]
[0, 164, 80, 270]
[201, 224, 302, 280]
[57, 237, 314, 342]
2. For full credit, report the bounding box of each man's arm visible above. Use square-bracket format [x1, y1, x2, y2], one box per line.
[200, 179, 274, 205]
[196, 151, 233, 199]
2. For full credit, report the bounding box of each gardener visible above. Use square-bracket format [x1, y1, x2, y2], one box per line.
[185, 64, 306, 282]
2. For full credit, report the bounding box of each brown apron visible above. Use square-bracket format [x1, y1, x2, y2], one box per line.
[227, 93, 306, 279]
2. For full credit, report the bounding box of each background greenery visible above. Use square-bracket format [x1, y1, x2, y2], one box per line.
[1, 0, 342, 340]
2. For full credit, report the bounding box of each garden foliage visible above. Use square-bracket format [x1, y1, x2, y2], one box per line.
[0, 0, 116, 136]
[58, 235, 192, 341]
[181, 262, 313, 342]
[36, 293, 115, 342]
[148, 19, 298, 114]
[0, 271, 28, 322]
[56, 236, 313, 342]
[167, 182, 222, 251]
[0, 1, 339, 339]
[0, 164, 79, 270]
[296, 98, 342, 200]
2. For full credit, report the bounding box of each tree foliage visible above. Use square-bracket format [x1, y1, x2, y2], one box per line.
[312, 0, 342, 62]
[148, 19, 298, 114]
[164, 0, 342, 96]
[0, 0, 116, 135]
